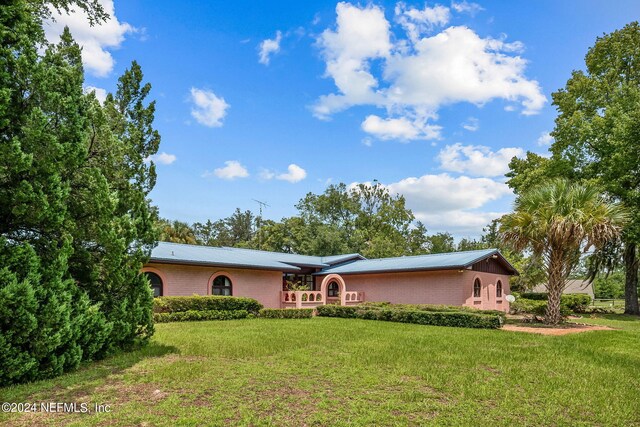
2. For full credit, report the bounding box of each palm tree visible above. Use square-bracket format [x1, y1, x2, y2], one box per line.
[159, 219, 198, 245]
[500, 180, 627, 324]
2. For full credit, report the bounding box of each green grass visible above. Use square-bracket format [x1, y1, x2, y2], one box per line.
[1, 315, 640, 426]
[591, 299, 627, 311]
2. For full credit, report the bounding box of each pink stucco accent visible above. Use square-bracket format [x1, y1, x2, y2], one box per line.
[144, 263, 283, 308]
[319, 274, 348, 306]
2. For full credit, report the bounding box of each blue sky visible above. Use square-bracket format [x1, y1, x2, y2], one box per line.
[44, 0, 640, 238]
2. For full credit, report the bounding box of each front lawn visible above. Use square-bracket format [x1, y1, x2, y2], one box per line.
[1, 315, 639, 426]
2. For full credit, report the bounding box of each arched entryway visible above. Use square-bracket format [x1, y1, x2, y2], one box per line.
[319, 274, 348, 305]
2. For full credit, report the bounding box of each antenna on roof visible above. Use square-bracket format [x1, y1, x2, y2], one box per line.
[252, 199, 270, 250]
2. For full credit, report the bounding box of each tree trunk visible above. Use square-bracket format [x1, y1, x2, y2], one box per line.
[545, 249, 565, 325]
[624, 242, 639, 315]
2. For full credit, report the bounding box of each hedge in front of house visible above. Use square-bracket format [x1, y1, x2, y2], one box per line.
[259, 308, 314, 319]
[316, 305, 502, 329]
[153, 309, 250, 323]
[358, 301, 507, 321]
[153, 295, 263, 314]
[517, 293, 592, 313]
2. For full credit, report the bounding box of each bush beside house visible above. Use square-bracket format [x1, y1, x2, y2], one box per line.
[153, 296, 263, 314]
[154, 310, 250, 323]
[317, 305, 503, 329]
[259, 308, 315, 319]
[152, 296, 262, 323]
[511, 293, 592, 317]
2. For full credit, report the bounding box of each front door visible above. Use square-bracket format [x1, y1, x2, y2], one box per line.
[326, 280, 340, 305]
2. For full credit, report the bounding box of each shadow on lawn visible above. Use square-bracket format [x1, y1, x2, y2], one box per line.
[0, 342, 179, 403]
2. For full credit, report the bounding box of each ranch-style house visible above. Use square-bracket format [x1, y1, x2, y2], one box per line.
[143, 242, 518, 312]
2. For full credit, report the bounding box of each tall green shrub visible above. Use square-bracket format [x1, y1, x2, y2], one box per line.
[0, 1, 158, 385]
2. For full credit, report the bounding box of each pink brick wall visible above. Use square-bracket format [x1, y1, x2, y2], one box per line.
[462, 270, 511, 312]
[143, 263, 283, 308]
[143, 262, 512, 312]
[335, 270, 465, 306]
[319, 269, 511, 312]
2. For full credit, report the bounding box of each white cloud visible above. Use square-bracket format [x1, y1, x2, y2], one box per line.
[277, 164, 307, 183]
[537, 131, 554, 146]
[313, 4, 546, 139]
[437, 143, 524, 177]
[313, 2, 392, 119]
[44, 0, 134, 77]
[395, 2, 450, 42]
[352, 173, 512, 234]
[361, 115, 441, 141]
[258, 31, 283, 65]
[461, 117, 479, 131]
[84, 85, 107, 103]
[207, 161, 249, 180]
[387, 173, 511, 213]
[144, 152, 177, 165]
[451, 1, 484, 16]
[415, 210, 506, 234]
[362, 137, 373, 147]
[258, 168, 276, 180]
[383, 26, 545, 115]
[189, 88, 230, 127]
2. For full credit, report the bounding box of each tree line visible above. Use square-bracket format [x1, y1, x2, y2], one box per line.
[158, 182, 545, 291]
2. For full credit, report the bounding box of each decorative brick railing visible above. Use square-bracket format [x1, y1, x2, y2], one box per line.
[343, 291, 365, 305]
[281, 290, 364, 308]
[281, 291, 324, 308]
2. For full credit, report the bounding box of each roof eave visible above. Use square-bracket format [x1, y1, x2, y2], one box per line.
[314, 265, 467, 276]
[148, 258, 301, 272]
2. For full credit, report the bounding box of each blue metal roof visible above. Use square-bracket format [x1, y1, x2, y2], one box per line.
[315, 249, 515, 275]
[150, 243, 516, 276]
[150, 242, 303, 272]
[321, 253, 366, 265]
[221, 247, 329, 268]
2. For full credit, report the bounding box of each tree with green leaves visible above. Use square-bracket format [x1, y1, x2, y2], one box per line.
[0, 1, 115, 384]
[500, 180, 627, 324]
[425, 232, 455, 254]
[66, 60, 160, 352]
[0, 0, 159, 384]
[159, 219, 198, 244]
[193, 208, 255, 247]
[288, 182, 428, 257]
[549, 22, 640, 314]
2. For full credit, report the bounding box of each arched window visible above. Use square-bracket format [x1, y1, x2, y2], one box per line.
[327, 281, 339, 297]
[145, 272, 163, 298]
[212, 275, 232, 296]
[473, 278, 481, 298]
[496, 280, 503, 298]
